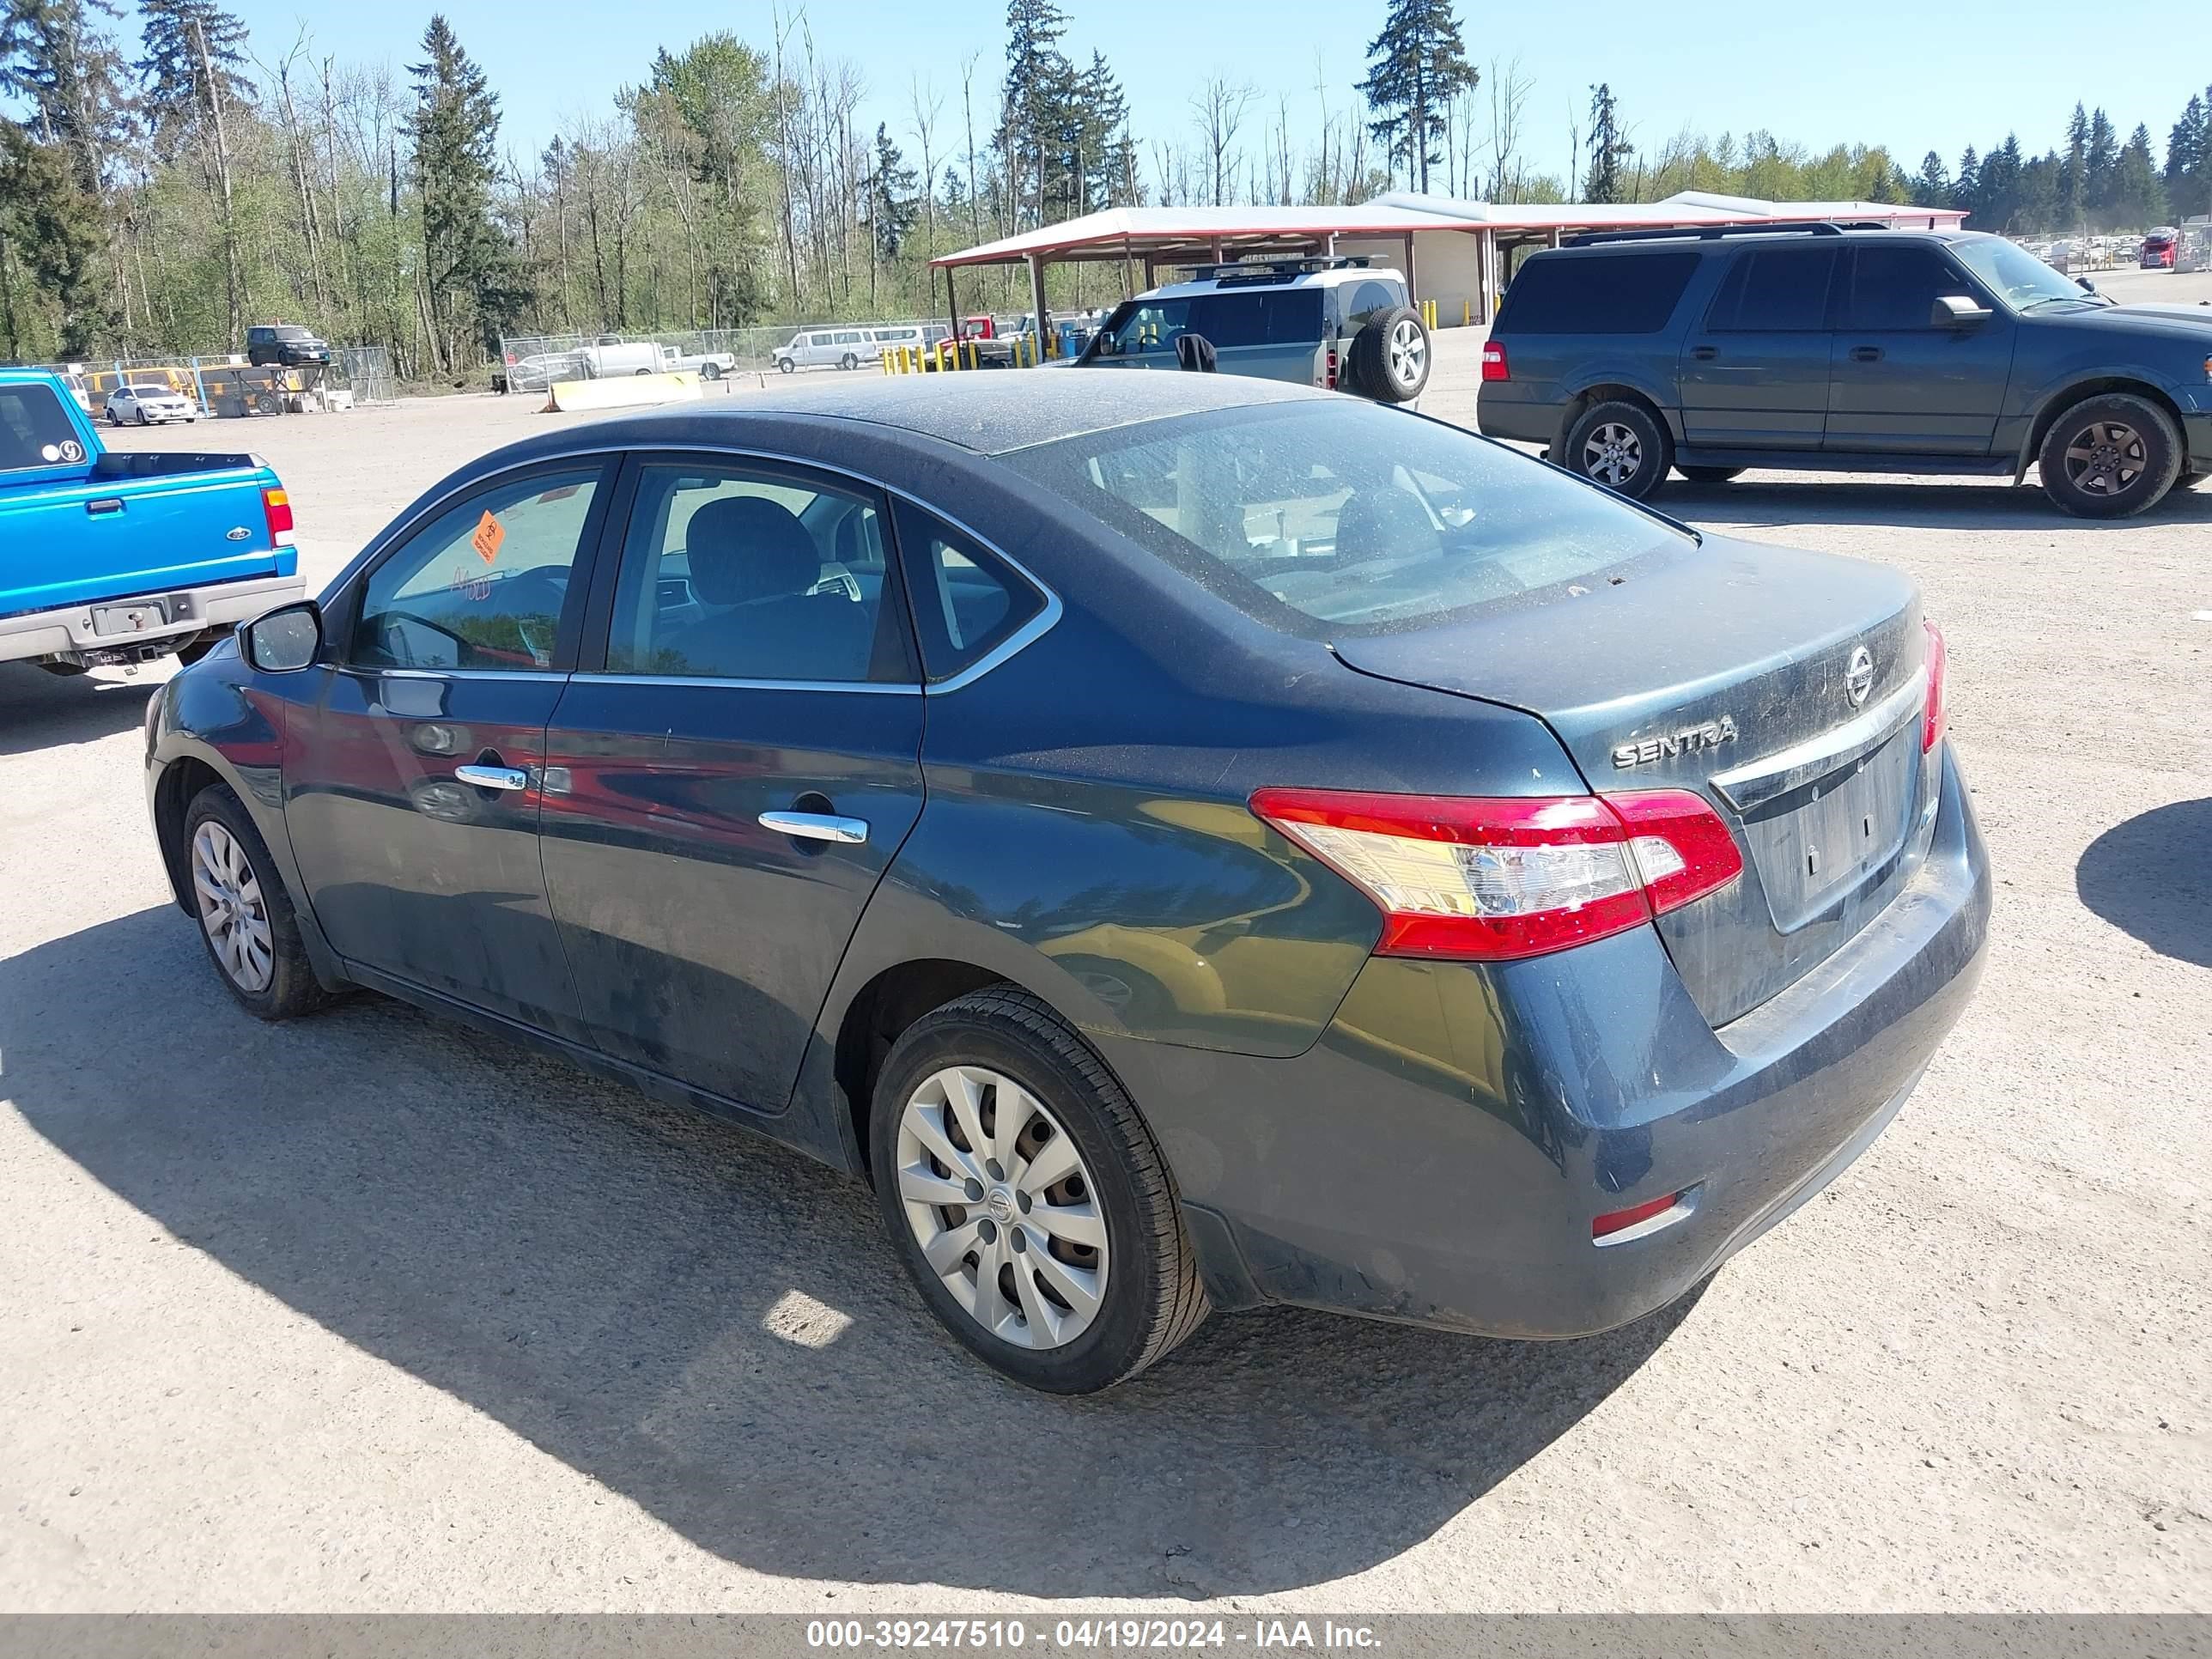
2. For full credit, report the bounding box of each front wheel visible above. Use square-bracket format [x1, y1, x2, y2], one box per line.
[839, 352, 859, 371]
[871, 988, 1209, 1394]
[2039, 393, 2184, 519]
[182, 784, 331, 1020]
[1565, 399, 1672, 501]
[775, 356, 795, 374]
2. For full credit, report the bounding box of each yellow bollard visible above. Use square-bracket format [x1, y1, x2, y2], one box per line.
[1462, 300, 1472, 326]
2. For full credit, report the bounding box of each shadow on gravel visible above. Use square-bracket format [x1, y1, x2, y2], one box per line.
[0, 663, 159, 758]
[1671, 477, 2212, 532]
[2077, 799, 2212, 969]
[3, 906, 1691, 1598]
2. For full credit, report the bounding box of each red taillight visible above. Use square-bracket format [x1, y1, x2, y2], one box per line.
[1922, 619, 1948, 752]
[1248, 787, 1744, 963]
[1480, 340, 1509, 381]
[262, 485, 294, 548]
[1323, 346, 1339, 391]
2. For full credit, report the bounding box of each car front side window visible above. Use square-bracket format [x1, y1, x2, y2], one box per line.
[351, 468, 605, 673]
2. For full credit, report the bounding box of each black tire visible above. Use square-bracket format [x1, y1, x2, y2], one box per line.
[775, 356, 795, 374]
[700, 362, 722, 381]
[1345, 305, 1430, 403]
[869, 987, 1209, 1394]
[633, 368, 652, 376]
[1565, 398, 1672, 501]
[2038, 392, 2184, 519]
[180, 783, 332, 1021]
[839, 351, 859, 371]
[252, 391, 281, 416]
[1679, 465, 1744, 483]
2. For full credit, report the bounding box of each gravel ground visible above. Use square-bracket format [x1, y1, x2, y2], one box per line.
[2, 269, 2208, 1613]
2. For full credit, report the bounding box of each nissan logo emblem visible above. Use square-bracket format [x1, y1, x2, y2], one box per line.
[1844, 646, 1875, 708]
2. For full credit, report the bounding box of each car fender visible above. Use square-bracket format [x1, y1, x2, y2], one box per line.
[1559, 365, 1686, 443]
[2005, 351, 2197, 481]
[147, 657, 346, 991]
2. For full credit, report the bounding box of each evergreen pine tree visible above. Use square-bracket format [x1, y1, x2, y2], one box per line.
[1357, 0, 1476, 192]
[1583, 82, 1632, 203]
[136, 0, 250, 156]
[408, 15, 526, 367]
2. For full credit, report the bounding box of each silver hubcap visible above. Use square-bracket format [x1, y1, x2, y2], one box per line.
[2063, 419, 2148, 496]
[191, 821, 273, 993]
[1387, 319, 1426, 386]
[1584, 422, 1644, 486]
[896, 1066, 1108, 1350]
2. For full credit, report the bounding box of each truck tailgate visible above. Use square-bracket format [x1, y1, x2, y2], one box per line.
[0, 464, 287, 618]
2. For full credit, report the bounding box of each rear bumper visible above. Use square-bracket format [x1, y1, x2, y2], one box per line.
[1474, 383, 1559, 445]
[1104, 743, 1991, 1337]
[0, 573, 305, 665]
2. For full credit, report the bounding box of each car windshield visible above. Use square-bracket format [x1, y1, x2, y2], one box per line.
[1949, 238, 2095, 307]
[1006, 401, 1692, 633]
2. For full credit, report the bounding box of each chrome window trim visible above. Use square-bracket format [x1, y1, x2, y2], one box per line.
[330, 441, 1063, 694]
[586, 672, 921, 696]
[357, 666, 572, 684]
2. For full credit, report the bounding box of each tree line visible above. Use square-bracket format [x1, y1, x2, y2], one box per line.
[3, 0, 2209, 376]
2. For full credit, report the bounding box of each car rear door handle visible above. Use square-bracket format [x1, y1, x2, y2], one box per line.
[1690, 345, 1719, 361]
[1849, 345, 1883, 362]
[454, 763, 530, 791]
[759, 811, 869, 845]
[86, 498, 125, 515]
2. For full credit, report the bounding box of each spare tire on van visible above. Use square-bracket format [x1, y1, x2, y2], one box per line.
[1346, 305, 1430, 403]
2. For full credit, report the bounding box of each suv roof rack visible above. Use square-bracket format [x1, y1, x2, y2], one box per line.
[1565, 220, 1893, 247]
[1180, 255, 1374, 284]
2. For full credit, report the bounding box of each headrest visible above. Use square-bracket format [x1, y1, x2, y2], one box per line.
[684, 495, 820, 605]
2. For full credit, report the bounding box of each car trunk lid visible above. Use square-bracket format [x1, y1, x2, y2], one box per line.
[1329, 534, 1939, 1026]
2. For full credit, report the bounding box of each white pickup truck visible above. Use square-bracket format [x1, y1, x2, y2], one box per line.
[572, 337, 737, 380]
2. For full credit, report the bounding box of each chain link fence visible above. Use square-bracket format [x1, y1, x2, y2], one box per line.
[21, 345, 398, 416]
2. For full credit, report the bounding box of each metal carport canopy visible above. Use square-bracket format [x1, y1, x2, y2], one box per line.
[927, 204, 1471, 270]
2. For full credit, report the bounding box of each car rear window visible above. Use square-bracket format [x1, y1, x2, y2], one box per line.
[1188, 289, 1324, 348]
[0, 382, 84, 471]
[1705, 247, 1839, 331]
[1495, 250, 1700, 335]
[1005, 400, 1689, 635]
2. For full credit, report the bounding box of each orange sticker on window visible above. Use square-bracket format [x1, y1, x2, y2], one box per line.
[471, 510, 506, 564]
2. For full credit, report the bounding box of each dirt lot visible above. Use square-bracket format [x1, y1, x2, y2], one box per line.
[2, 276, 2208, 1613]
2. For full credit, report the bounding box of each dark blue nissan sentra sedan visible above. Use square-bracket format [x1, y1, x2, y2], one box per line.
[144, 372, 1990, 1393]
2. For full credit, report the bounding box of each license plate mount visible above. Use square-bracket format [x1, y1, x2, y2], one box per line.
[91, 599, 171, 637]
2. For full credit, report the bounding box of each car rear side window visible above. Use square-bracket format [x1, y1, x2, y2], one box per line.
[0, 382, 84, 471]
[892, 501, 1046, 682]
[1705, 247, 1838, 331]
[1188, 289, 1324, 348]
[600, 463, 912, 684]
[1495, 251, 1700, 334]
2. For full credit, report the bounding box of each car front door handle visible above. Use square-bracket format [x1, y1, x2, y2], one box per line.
[759, 811, 870, 845]
[455, 763, 530, 791]
[1690, 345, 1719, 361]
[1850, 345, 1883, 362]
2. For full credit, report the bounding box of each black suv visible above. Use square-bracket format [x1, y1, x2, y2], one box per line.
[246, 324, 331, 368]
[1477, 222, 2212, 517]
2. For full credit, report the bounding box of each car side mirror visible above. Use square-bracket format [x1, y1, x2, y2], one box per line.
[1932, 295, 1993, 328]
[2075, 275, 2098, 294]
[244, 600, 323, 672]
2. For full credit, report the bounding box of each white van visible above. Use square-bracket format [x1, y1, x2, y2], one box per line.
[771, 327, 874, 373]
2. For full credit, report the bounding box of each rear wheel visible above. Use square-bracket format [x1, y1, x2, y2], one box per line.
[700, 362, 722, 381]
[870, 987, 1208, 1394]
[1679, 465, 1744, 483]
[839, 351, 860, 371]
[182, 784, 331, 1020]
[2039, 392, 2183, 518]
[1565, 399, 1672, 501]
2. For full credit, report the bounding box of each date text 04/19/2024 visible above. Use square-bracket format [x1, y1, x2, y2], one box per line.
[805, 1620, 1383, 1650]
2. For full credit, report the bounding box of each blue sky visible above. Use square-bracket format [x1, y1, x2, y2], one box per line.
[210, 0, 2199, 192]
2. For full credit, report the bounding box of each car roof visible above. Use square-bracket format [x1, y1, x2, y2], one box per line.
[1535, 225, 1982, 258]
[580, 371, 1325, 456]
[1145, 264, 1405, 300]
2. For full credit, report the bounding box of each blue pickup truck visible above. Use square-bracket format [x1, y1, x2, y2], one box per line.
[2, 368, 302, 674]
